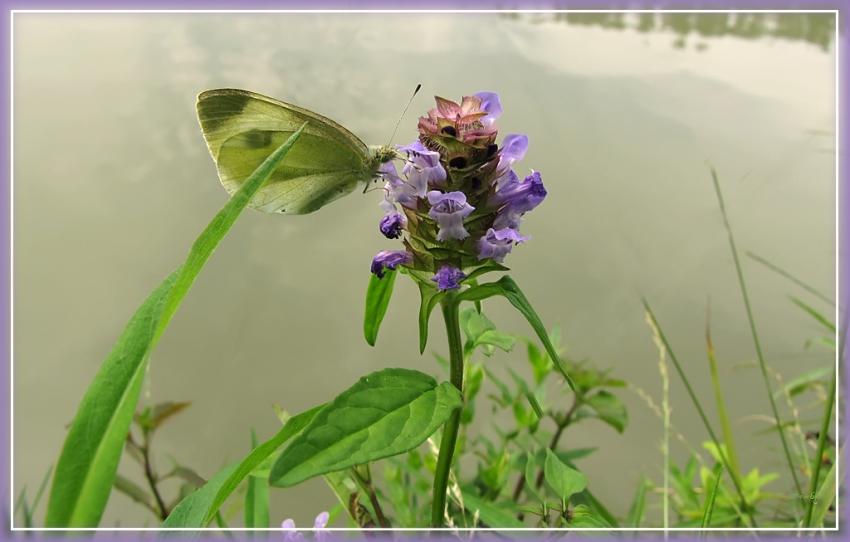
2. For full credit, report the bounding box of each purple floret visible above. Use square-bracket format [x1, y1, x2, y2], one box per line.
[370, 250, 413, 278]
[432, 265, 467, 291]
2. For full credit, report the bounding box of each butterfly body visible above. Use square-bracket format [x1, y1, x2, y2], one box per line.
[196, 88, 396, 214]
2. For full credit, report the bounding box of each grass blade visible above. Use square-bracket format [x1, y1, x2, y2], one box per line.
[626, 476, 650, 527]
[163, 404, 322, 527]
[705, 307, 741, 480]
[643, 299, 756, 527]
[244, 430, 270, 529]
[45, 125, 307, 527]
[810, 447, 840, 527]
[803, 366, 837, 527]
[700, 463, 723, 528]
[746, 251, 834, 307]
[790, 296, 836, 333]
[710, 168, 803, 502]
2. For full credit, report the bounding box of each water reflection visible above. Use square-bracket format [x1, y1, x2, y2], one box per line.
[504, 12, 835, 52]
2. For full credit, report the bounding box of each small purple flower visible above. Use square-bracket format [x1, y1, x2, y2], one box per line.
[432, 265, 466, 291]
[491, 170, 547, 229]
[427, 191, 475, 241]
[499, 134, 529, 163]
[370, 250, 413, 278]
[477, 227, 528, 262]
[474, 91, 502, 126]
[281, 512, 329, 541]
[399, 141, 447, 193]
[381, 162, 418, 209]
[379, 212, 406, 239]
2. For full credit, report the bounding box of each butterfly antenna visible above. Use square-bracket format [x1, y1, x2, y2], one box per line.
[387, 83, 422, 146]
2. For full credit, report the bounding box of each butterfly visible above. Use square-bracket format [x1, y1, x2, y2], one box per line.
[196, 88, 398, 214]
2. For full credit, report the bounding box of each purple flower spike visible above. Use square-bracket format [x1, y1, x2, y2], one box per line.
[427, 191, 475, 241]
[379, 212, 406, 239]
[432, 265, 466, 291]
[371, 250, 413, 278]
[477, 227, 528, 263]
[474, 91, 502, 126]
[400, 140, 447, 194]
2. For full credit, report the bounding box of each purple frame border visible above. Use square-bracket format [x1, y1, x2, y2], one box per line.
[0, 1, 844, 540]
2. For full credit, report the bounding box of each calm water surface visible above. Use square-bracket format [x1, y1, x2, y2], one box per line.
[13, 13, 835, 526]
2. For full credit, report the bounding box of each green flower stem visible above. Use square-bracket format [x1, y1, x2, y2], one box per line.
[431, 294, 464, 528]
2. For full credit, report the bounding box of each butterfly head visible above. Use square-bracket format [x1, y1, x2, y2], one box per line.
[368, 145, 403, 170]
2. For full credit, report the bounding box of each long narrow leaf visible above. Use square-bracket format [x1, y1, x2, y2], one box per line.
[45, 125, 307, 527]
[705, 311, 741, 480]
[364, 270, 397, 346]
[626, 476, 649, 527]
[643, 299, 756, 527]
[700, 463, 723, 528]
[711, 169, 803, 500]
[457, 276, 576, 390]
[746, 251, 834, 307]
[163, 405, 321, 528]
[244, 430, 269, 529]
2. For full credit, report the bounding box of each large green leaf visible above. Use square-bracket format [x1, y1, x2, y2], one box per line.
[45, 125, 307, 527]
[163, 405, 321, 528]
[270, 368, 462, 487]
[457, 276, 576, 390]
[363, 269, 397, 346]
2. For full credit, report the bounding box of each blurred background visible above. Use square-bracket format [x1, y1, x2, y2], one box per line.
[13, 12, 835, 527]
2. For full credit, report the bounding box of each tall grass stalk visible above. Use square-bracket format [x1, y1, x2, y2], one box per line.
[746, 251, 834, 307]
[642, 300, 756, 527]
[705, 307, 741, 481]
[710, 169, 804, 502]
[803, 325, 840, 528]
[645, 312, 671, 532]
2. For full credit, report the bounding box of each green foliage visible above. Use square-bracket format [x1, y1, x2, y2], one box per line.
[270, 368, 462, 487]
[44, 126, 307, 527]
[163, 405, 321, 527]
[579, 390, 628, 433]
[244, 431, 270, 529]
[458, 275, 576, 390]
[363, 269, 397, 346]
[543, 449, 587, 502]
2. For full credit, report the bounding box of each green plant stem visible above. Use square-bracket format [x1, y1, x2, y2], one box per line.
[803, 366, 837, 527]
[431, 295, 464, 528]
[711, 169, 803, 501]
[351, 466, 391, 528]
[140, 434, 168, 521]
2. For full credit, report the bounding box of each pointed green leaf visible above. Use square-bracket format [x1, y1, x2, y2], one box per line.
[569, 504, 611, 527]
[270, 368, 462, 487]
[457, 276, 575, 390]
[45, 125, 307, 527]
[460, 488, 523, 528]
[582, 390, 628, 433]
[626, 476, 650, 527]
[364, 269, 397, 346]
[543, 449, 587, 502]
[163, 405, 321, 527]
[417, 281, 443, 354]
